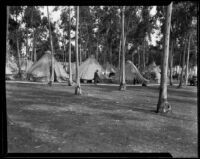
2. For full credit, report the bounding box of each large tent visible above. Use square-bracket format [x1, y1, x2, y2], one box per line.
[112, 60, 149, 84]
[5, 57, 19, 79]
[102, 62, 116, 76]
[79, 55, 105, 81]
[20, 59, 33, 73]
[145, 61, 161, 83]
[27, 51, 69, 82]
[6, 59, 18, 74]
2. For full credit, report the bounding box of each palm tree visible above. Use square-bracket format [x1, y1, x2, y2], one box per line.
[75, 6, 82, 95]
[47, 6, 54, 86]
[119, 6, 126, 91]
[156, 2, 173, 113]
[68, 6, 73, 86]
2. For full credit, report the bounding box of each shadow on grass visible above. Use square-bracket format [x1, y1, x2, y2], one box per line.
[6, 83, 197, 122]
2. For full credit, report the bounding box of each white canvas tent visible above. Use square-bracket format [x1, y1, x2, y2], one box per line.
[6, 59, 18, 74]
[20, 59, 33, 73]
[112, 60, 149, 84]
[5, 57, 19, 79]
[79, 55, 105, 81]
[146, 61, 161, 83]
[27, 51, 69, 82]
[103, 62, 116, 76]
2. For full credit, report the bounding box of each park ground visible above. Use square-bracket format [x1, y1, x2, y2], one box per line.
[6, 81, 198, 157]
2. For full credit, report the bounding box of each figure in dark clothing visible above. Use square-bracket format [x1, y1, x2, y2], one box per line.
[94, 70, 100, 84]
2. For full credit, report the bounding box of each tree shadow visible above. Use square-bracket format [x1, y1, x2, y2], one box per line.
[6, 83, 197, 123]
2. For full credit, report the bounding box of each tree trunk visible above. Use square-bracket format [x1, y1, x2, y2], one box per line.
[68, 7, 73, 86]
[138, 46, 140, 70]
[96, 33, 99, 61]
[75, 6, 82, 95]
[185, 34, 191, 86]
[47, 6, 54, 85]
[33, 29, 37, 62]
[26, 29, 29, 72]
[142, 40, 146, 71]
[110, 46, 112, 65]
[119, 6, 126, 91]
[62, 29, 65, 63]
[16, 14, 21, 77]
[146, 46, 149, 66]
[118, 39, 121, 83]
[6, 6, 10, 64]
[156, 2, 173, 113]
[96, 41, 98, 61]
[16, 33, 21, 75]
[30, 7, 33, 62]
[178, 36, 187, 88]
[169, 40, 174, 86]
[79, 43, 82, 65]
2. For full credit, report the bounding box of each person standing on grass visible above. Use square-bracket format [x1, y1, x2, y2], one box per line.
[94, 70, 100, 85]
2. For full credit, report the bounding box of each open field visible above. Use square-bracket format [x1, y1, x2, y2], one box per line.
[6, 81, 197, 157]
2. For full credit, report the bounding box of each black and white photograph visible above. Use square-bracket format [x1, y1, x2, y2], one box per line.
[4, 2, 198, 158]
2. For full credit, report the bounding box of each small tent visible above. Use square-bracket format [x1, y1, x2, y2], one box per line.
[145, 61, 161, 83]
[27, 51, 69, 82]
[20, 59, 33, 73]
[79, 55, 105, 81]
[103, 62, 116, 76]
[6, 59, 18, 74]
[5, 57, 19, 79]
[190, 65, 197, 76]
[112, 60, 149, 84]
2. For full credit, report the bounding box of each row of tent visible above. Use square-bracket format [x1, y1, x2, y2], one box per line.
[6, 51, 163, 84]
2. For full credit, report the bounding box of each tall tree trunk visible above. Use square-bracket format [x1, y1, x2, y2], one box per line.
[33, 29, 37, 62]
[110, 46, 112, 65]
[6, 6, 10, 64]
[79, 43, 82, 65]
[96, 33, 99, 61]
[64, 40, 66, 65]
[157, 2, 173, 113]
[138, 46, 140, 70]
[185, 34, 191, 86]
[6, 6, 15, 125]
[142, 40, 146, 71]
[47, 6, 54, 85]
[75, 6, 82, 95]
[30, 7, 33, 62]
[16, 14, 21, 77]
[26, 28, 29, 71]
[103, 47, 106, 65]
[178, 36, 187, 88]
[96, 41, 98, 61]
[118, 39, 121, 83]
[132, 51, 134, 63]
[169, 40, 174, 86]
[68, 6, 73, 86]
[119, 6, 126, 91]
[62, 29, 65, 64]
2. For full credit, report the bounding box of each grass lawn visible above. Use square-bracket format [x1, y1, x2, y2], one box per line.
[6, 81, 197, 157]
